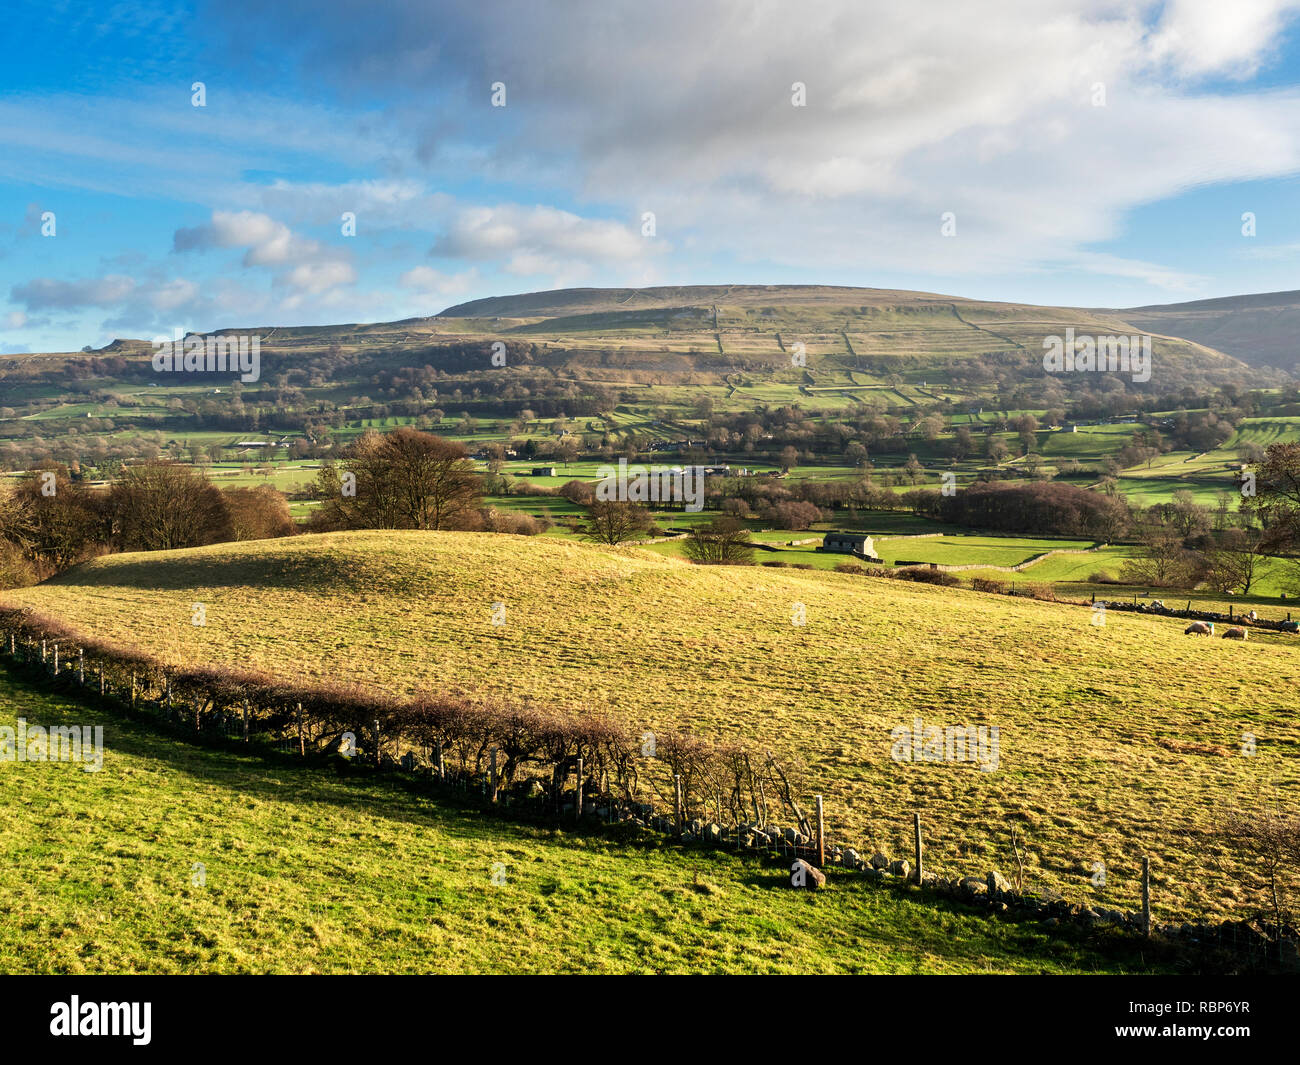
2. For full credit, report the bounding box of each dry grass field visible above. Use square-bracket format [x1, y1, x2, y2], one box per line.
[5, 530, 1298, 922]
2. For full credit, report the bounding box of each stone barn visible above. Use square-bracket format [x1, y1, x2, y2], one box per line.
[820, 532, 881, 562]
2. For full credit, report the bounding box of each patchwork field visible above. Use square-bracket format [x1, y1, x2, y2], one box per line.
[5, 530, 1298, 924]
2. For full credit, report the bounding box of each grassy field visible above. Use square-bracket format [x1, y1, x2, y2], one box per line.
[5, 530, 1298, 924]
[0, 668, 1173, 974]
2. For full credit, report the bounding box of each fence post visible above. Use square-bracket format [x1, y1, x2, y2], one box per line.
[242, 699, 250, 744]
[575, 756, 583, 819]
[674, 775, 684, 837]
[53, 643, 59, 675]
[297, 703, 305, 757]
[815, 794, 824, 867]
[78, 648, 84, 685]
[490, 746, 498, 803]
[130, 672, 137, 708]
[373, 719, 381, 767]
[41, 639, 46, 665]
[1141, 857, 1151, 937]
[436, 744, 445, 780]
[99, 670, 105, 696]
[913, 812, 923, 885]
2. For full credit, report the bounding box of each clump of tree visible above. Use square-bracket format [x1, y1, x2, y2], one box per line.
[472, 506, 548, 535]
[1119, 530, 1206, 589]
[311, 428, 482, 532]
[0, 465, 108, 575]
[581, 500, 654, 545]
[0, 460, 298, 589]
[223, 485, 297, 542]
[764, 500, 824, 531]
[936, 481, 1129, 539]
[682, 517, 755, 565]
[110, 461, 234, 551]
[1256, 442, 1300, 592]
[1202, 527, 1271, 594]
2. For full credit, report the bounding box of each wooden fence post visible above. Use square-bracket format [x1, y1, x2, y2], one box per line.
[297, 703, 305, 757]
[1141, 857, 1151, 937]
[674, 775, 684, 836]
[78, 648, 84, 685]
[130, 672, 137, 708]
[373, 719, 381, 767]
[41, 639, 46, 665]
[53, 643, 59, 675]
[490, 746, 498, 803]
[436, 744, 444, 780]
[575, 756, 583, 819]
[815, 794, 824, 867]
[242, 699, 250, 744]
[913, 812, 923, 885]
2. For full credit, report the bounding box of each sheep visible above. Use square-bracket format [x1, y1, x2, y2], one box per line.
[1184, 621, 1214, 635]
[1222, 626, 1248, 640]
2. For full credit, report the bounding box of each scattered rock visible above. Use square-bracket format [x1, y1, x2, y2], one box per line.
[986, 869, 1012, 893]
[960, 877, 988, 896]
[870, 852, 890, 870]
[889, 859, 911, 879]
[789, 858, 826, 890]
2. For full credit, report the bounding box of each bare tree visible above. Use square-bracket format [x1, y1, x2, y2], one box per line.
[109, 461, 231, 552]
[312, 428, 482, 531]
[683, 517, 756, 564]
[581, 500, 653, 545]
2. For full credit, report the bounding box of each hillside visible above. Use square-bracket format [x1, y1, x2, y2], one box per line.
[1118, 290, 1300, 375]
[6, 529, 1298, 922]
[3, 670, 1162, 974]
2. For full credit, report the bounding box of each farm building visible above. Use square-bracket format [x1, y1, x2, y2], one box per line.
[530, 466, 558, 477]
[820, 532, 881, 561]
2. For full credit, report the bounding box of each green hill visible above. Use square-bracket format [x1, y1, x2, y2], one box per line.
[4, 668, 1167, 973]
[6, 529, 1297, 923]
[1118, 289, 1300, 375]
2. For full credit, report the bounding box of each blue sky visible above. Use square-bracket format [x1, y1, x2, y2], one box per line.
[5, 0, 1300, 353]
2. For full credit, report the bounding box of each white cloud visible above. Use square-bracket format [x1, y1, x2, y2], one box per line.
[1149, 0, 1300, 78]
[11, 275, 136, 310]
[277, 260, 357, 294]
[174, 210, 325, 267]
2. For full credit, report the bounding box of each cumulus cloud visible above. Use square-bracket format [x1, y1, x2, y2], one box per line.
[430, 205, 658, 280]
[173, 210, 323, 267]
[275, 260, 357, 294]
[201, 0, 1300, 296]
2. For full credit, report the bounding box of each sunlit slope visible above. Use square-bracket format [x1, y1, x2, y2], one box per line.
[6, 530, 1298, 918]
[3, 672, 1154, 974]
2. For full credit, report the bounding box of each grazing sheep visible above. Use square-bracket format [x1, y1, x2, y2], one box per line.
[1222, 626, 1248, 640]
[1184, 621, 1214, 635]
[1282, 620, 1299, 634]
